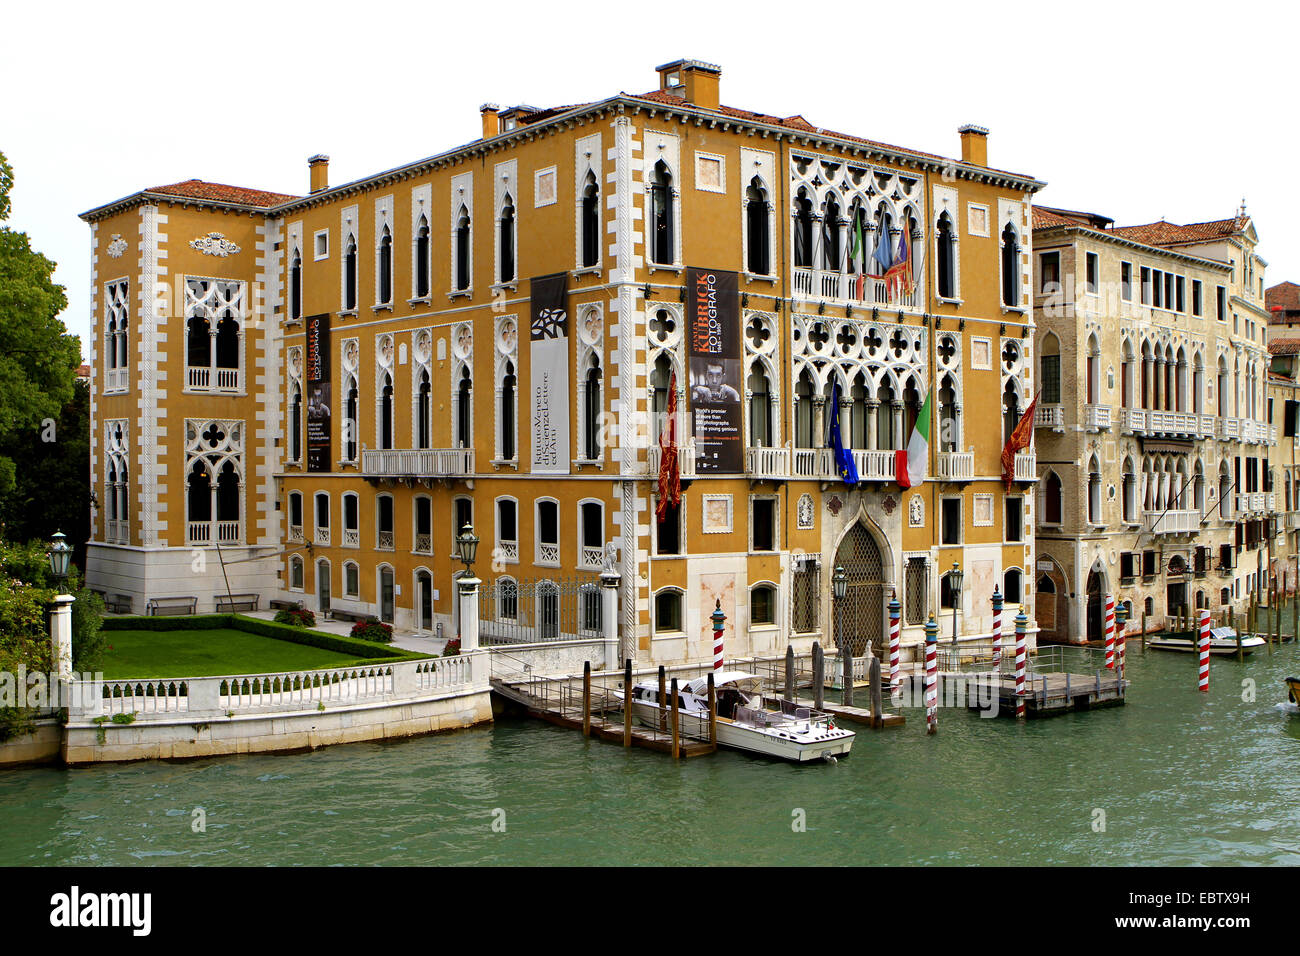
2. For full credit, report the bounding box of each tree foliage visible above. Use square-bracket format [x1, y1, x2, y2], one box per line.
[0, 149, 80, 517]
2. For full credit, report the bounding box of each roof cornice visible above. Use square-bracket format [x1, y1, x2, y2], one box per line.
[1032, 223, 1233, 271]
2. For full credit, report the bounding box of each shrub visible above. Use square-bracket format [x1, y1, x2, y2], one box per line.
[274, 607, 316, 628]
[442, 637, 461, 656]
[350, 618, 394, 643]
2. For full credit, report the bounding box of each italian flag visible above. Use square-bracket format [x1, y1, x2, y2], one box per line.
[896, 391, 931, 490]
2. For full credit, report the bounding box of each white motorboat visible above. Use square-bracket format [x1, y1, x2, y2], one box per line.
[1146, 626, 1266, 656]
[618, 670, 855, 763]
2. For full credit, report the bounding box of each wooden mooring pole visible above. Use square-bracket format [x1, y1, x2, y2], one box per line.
[784, 644, 795, 703]
[657, 665, 667, 733]
[1141, 610, 1148, 655]
[582, 661, 591, 737]
[869, 654, 883, 730]
[624, 658, 633, 747]
[842, 645, 855, 708]
[670, 677, 680, 761]
[813, 641, 824, 711]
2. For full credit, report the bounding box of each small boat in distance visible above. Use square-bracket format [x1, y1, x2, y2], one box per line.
[1147, 626, 1265, 656]
[618, 670, 855, 763]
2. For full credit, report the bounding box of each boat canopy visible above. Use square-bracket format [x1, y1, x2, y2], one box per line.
[683, 672, 763, 696]
[1209, 627, 1238, 641]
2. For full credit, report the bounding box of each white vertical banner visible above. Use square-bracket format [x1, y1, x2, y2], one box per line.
[530, 272, 570, 474]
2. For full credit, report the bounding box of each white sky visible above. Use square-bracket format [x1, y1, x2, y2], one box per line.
[4, 0, 1297, 360]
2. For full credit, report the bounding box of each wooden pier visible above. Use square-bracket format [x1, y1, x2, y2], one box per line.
[944, 669, 1126, 717]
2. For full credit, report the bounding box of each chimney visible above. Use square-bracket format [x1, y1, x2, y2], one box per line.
[308, 154, 329, 194]
[656, 59, 721, 110]
[480, 103, 501, 139]
[958, 125, 988, 167]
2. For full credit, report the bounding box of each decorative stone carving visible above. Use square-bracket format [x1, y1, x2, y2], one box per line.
[909, 495, 924, 527]
[882, 494, 896, 516]
[827, 495, 842, 517]
[797, 493, 815, 529]
[107, 235, 128, 258]
[189, 232, 242, 257]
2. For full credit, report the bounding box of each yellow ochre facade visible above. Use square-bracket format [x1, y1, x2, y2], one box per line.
[81, 59, 1046, 664]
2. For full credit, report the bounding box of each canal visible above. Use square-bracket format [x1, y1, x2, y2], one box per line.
[2, 644, 1299, 865]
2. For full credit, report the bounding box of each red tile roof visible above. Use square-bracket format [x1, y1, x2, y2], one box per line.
[1110, 216, 1248, 247]
[1267, 281, 1300, 314]
[1032, 207, 1079, 229]
[146, 179, 300, 208]
[1268, 338, 1300, 355]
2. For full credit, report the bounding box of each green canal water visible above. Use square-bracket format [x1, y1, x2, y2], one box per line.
[2, 644, 1300, 866]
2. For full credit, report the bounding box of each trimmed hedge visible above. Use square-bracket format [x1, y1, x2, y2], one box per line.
[102, 613, 427, 662]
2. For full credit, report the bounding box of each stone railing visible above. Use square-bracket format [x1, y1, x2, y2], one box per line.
[362, 448, 474, 478]
[1118, 408, 1146, 434]
[1035, 404, 1064, 429]
[745, 446, 791, 480]
[791, 267, 919, 311]
[105, 367, 129, 392]
[1014, 450, 1037, 482]
[1084, 404, 1112, 431]
[188, 520, 241, 546]
[936, 451, 974, 481]
[647, 438, 697, 480]
[1217, 417, 1240, 441]
[67, 655, 484, 722]
[1143, 509, 1199, 535]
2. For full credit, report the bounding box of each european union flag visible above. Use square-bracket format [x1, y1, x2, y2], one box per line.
[828, 380, 859, 484]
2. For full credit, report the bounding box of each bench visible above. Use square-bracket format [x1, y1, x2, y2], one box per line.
[146, 596, 198, 616]
[215, 593, 260, 613]
[268, 599, 302, 612]
[104, 593, 133, 614]
[327, 609, 369, 624]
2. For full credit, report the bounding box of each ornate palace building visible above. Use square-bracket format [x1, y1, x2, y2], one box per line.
[1032, 205, 1273, 641]
[80, 59, 1044, 664]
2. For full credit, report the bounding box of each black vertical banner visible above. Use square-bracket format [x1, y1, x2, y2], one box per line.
[529, 273, 571, 474]
[305, 313, 332, 472]
[686, 267, 742, 474]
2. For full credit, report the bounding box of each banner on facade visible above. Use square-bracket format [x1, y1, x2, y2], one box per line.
[686, 267, 742, 474]
[529, 273, 570, 474]
[305, 313, 331, 472]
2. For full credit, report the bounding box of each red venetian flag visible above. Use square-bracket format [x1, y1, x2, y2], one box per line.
[657, 372, 681, 523]
[1001, 390, 1040, 490]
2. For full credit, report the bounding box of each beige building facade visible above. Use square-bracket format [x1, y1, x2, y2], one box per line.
[1032, 206, 1273, 641]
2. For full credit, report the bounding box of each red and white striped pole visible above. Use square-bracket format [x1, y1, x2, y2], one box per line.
[710, 600, 726, 672]
[1103, 593, 1116, 670]
[1015, 610, 1028, 719]
[924, 614, 939, 735]
[991, 586, 1004, 669]
[888, 589, 902, 696]
[1198, 607, 1211, 692]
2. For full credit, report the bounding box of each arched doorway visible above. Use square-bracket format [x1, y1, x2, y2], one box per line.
[1085, 565, 1103, 644]
[833, 521, 887, 656]
[415, 570, 433, 632]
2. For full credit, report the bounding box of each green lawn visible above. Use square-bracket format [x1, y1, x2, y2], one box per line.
[101, 629, 396, 679]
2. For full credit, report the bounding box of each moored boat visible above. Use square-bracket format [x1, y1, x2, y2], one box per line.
[618, 670, 854, 763]
[1146, 626, 1265, 656]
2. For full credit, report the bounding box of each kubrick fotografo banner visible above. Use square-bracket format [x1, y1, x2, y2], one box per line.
[687, 267, 742, 474]
[305, 313, 331, 472]
[530, 273, 570, 475]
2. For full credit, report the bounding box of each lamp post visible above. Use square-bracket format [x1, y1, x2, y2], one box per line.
[455, 523, 481, 652]
[949, 561, 963, 647]
[711, 599, 727, 671]
[832, 564, 847, 653]
[47, 531, 75, 680]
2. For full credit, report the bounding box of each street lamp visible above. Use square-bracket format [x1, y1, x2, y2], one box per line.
[48, 531, 71, 584]
[456, 523, 480, 574]
[949, 561, 963, 647]
[832, 565, 847, 657]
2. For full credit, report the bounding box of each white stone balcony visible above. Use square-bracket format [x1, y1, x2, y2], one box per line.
[1143, 509, 1199, 534]
[377, 530, 394, 551]
[415, 533, 432, 555]
[1014, 450, 1037, 483]
[936, 451, 974, 481]
[647, 438, 697, 481]
[189, 520, 241, 546]
[496, 539, 518, 563]
[1084, 404, 1112, 431]
[579, 545, 605, 570]
[538, 542, 559, 564]
[314, 527, 330, 547]
[1147, 410, 1197, 437]
[362, 447, 474, 478]
[1118, 408, 1147, 434]
[287, 524, 303, 543]
[1035, 404, 1065, 430]
[1267, 493, 1277, 512]
[186, 365, 241, 392]
[745, 446, 791, 479]
[1217, 417, 1240, 441]
[105, 367, 129, 392]
[342, 528, 359, 547]
[791, 267, 919, 311]
[1199, 414, 1216, 438]
[1287, 511, 1300, 530]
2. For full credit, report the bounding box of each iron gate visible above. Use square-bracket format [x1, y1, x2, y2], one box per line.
[833, 522, 887, 656]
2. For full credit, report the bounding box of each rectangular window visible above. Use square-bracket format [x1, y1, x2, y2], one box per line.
[791, 562, 821, 634]
[314, 230, 329, 260]
[656, 500, 681, 555]
[1120, 261, 1133, 301]
[1165, 273, 1175, 310]
[1217, 285, 1227, 320]
[1085, 252, 1099, 295]
[1039, 251, 1060, 293]
[1041, 354, 1061, 404]
[1175, 275, 1185, 313]
[1005, 497, 1024, 543]
[1219, 543, 1233, 570]
[453, 497, 472, 550]
[1142, 550, 1156, 579]
[1192, 279, 1203, 316]
[1120, 552, 1137, 582]
[1140, 266, 1152, 306]
[752, 498, 776, 551]
[1152, 270, 1163, 309]
[904, 556, 927, 625]
[655, 591, 682, 633]
[1285, 400, 1299, 438]
[941, 497, 962, 545]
